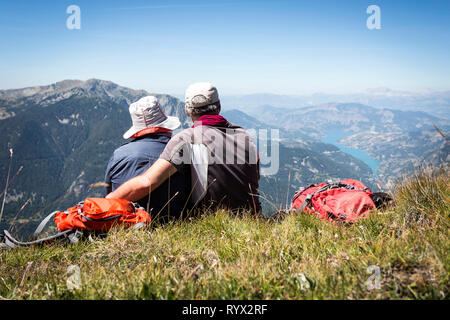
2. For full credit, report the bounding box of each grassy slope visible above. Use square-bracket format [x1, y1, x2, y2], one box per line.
[0, 167, 448, 300]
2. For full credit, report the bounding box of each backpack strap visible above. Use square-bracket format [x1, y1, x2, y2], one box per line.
[291, 184, 317, 203]
[294, 183, 333, 214]
[0, 210, 83, 249]
[296, 193, 314, 214]
[78, 210, 123, 222]
[0, 229, 76, 249]
[33, 211, 59, 238]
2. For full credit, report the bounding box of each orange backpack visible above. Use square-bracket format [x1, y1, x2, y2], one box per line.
[54, 198, 151, 232]
[1, 198, 151, 249]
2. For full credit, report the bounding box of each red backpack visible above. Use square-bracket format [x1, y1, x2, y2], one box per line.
[1, 198, 151, 249]
[290, 179, 376, 223]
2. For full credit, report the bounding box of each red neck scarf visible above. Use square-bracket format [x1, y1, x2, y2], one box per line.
[192, 115, 229, 128]
[130, 127, 172, 139]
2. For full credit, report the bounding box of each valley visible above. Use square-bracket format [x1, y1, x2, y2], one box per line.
[0, 79, 448, 234]
[320, 130, 380, 176]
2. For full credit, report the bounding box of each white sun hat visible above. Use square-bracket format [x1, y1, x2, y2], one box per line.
[123, 96, 181, 139]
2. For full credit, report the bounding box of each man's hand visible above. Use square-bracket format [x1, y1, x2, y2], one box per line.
[106, 159, 177, 201]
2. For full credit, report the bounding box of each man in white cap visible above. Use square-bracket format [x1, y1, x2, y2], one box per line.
[107, 83, 261, 214]
[105, 95, 189, 221]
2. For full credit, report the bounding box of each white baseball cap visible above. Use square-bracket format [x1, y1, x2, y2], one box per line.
[185, 82, 220, 108]
[123, 96, 181, 139]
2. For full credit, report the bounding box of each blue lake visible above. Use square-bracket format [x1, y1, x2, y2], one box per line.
[320, 131, 380, 176]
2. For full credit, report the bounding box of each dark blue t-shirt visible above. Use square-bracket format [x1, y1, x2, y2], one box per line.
[105, 133, 190, 222]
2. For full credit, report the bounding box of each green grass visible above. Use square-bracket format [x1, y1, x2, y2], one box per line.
[0, 167, 448, 300]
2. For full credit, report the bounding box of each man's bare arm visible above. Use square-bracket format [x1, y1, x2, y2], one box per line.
[106, 159, 177, 201]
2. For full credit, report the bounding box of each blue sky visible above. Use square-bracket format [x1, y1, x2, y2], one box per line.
[0, 0, 449, 95]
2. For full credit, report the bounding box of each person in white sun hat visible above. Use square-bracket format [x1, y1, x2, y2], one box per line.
[105, 95, 189, 222]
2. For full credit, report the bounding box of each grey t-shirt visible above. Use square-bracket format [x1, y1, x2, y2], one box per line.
[159, 123, 261, 213]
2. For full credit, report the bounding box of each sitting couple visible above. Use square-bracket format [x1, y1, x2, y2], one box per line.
[105, 83, 261, 222]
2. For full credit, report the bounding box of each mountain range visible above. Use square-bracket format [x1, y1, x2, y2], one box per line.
[220, 89, 450, 119]
[0, 80, 193, 234]
[240, 103, 448, 188]
[0, 79, 447, 235]
[245, 103, 447, 136]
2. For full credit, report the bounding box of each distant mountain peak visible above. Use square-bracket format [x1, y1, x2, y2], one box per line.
[0, 78, 151, 106]
[0, 78, 190, 127]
